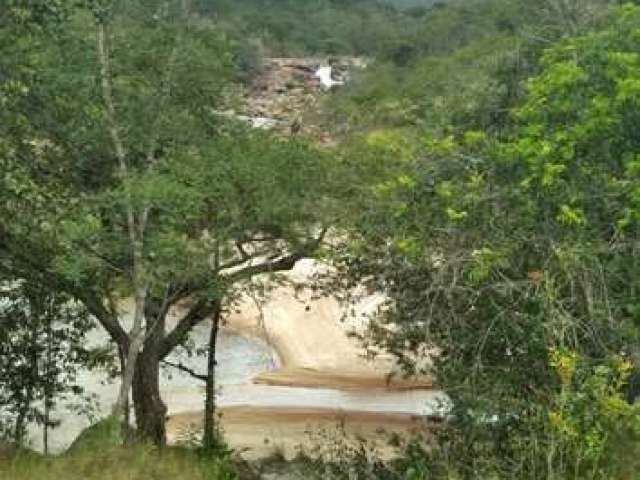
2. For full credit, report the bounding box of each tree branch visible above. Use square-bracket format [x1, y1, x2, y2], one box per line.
[161, 359, 207, 382]
[159, 298, 220, 359]
[82, 293, 129, 350]
[0, 231, 130, 348]
[159, 229, 327, 359]
[224, 228, 328, 283]
[158, 253, 301, 359]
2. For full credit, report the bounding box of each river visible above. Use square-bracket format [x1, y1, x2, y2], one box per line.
[27, 317, 445, 454]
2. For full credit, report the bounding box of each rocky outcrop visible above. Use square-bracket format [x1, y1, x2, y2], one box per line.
[230, 57, 366, 142]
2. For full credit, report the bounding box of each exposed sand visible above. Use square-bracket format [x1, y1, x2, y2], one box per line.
[168, 407, 432, 461]
[253, 367, 432, 391]
[223, 259, 432, 390]
[164, 259, 438, 460]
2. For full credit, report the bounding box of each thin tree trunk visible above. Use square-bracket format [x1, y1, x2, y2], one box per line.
[96, 20, 148, 425]
[16, 312, 40, 446]
[43, 310, 52, 455]
[203, 305, 221, 450]
[43, 404, 49, 455]
[113, 287, 146, 420]
[14, 396, 29, 446]
[15, 368, 36, 445]
[117, 344, 131, 442]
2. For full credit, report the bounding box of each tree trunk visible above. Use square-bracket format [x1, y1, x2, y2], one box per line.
[15, 322, 39, 445]
[131, 298, 167, 446]
[203, 306, 221, 450]
[132, 345, 167, 446]
[97, 20, 148, 429]
[117, 344, 131, 443]
[14, 396, 30, 446]
[113, 288, 146, 420]
[43, 311, 52, 455]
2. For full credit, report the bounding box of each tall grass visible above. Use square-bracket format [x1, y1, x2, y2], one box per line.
[0, 418, 236, 480]
[0, 444, 237, 480]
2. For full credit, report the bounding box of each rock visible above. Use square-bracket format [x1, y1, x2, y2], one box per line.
[235, 56, 365, 139]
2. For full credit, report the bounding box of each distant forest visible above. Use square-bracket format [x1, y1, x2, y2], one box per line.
[193, 0, 446, 57]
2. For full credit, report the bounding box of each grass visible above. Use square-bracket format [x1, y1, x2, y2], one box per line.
[0, 444, 238, 480]
[0, 418, 239, 480]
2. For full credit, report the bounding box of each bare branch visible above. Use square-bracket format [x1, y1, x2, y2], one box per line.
[225, 228, 328, 283]
[162, 359, 207, 382]
[159, 229, 327, 358]
[235, 240, 251, 261]
[83, 294, 129, 350]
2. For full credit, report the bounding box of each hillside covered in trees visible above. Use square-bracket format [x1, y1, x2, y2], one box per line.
[1, 0, 640, 479]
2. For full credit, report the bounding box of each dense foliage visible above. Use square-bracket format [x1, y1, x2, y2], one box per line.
[328, 1, 640, 478]
[1, 0, 342, 448]
[195, 0, 441, 61]
[0, 285, 95, 450]
[2, 0, 640, 478]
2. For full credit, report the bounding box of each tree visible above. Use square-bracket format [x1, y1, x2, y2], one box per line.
[0, 0, 338, 446]
[0, 283, 94, 453]
[332, 3, 640, 478]
[162, 305, 225, 450]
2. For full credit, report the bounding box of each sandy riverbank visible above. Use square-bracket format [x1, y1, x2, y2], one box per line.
[168, 407, 433, 461]
[163, 259, 438, 459]
[252, 367, 432, 391]
[223, 259, 432, 391]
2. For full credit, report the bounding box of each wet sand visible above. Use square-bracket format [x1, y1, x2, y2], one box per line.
[253, 367, 432, 391]
[25, 261, 438, 455]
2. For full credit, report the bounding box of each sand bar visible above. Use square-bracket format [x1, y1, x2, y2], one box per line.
[224, 259, 432, 390]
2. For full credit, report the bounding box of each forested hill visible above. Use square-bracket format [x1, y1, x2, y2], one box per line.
[384, 0, 442, 8]
[193, 0, 444, 57]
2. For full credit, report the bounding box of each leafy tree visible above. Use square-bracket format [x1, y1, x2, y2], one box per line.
[193, 0, 430, 58]
[0, 283, 94, 453]
[0, 0, 340, 447]
[325, 0, 623, 139]
[332, 3, 640, 478]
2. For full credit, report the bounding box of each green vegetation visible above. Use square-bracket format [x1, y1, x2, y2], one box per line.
[0, 284, 97, 452]
[0, 446, 236, 480]
[2, 0, 640, 478]
[195, 0, 439, 60]
[326, 1, 640, 478]
[0, 419, 236, 480]
[2, 0, 340, 448]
